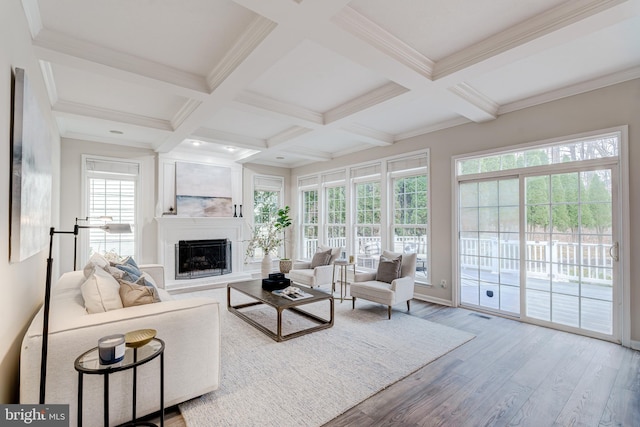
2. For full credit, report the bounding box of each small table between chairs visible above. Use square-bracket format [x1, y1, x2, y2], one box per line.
[332, 261, 356, 302]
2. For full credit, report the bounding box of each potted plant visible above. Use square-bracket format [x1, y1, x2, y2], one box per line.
[274, 205, 293, 273]
[245, 222, 282, 278]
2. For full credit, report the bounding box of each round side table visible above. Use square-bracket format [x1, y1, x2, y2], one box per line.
[74, 338, 165, 427]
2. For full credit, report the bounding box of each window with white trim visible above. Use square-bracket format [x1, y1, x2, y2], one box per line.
[252, 175, 283, 259]
[83, 157, 138, 264]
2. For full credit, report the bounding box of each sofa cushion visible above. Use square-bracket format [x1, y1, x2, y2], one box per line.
[318, 245, 342, 263]
[83, 252, 110, 278]
[119, 277, 160, 307]
[376, 254, 402, 283]
[81, 267, 124, 313]
[310, 249, 332, 268]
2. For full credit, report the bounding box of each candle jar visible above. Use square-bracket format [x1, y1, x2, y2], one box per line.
[98, 334, 126, 365]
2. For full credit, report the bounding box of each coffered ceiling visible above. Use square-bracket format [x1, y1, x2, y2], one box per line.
[21, 0, 640, 167]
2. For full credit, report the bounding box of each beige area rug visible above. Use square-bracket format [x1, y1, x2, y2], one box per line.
[175, 287, 474, 427]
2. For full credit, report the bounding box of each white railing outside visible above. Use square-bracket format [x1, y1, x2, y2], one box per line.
[459, 238, 613, 284]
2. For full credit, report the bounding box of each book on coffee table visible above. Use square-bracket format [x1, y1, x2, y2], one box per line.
[272, 289, 314, 301]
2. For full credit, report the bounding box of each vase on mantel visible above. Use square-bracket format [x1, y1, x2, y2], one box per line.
[261, 253, 272, 278]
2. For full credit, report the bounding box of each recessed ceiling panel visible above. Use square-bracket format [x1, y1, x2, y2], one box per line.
[38, 0, 258, 76]
[202, 108, 292, 140]
[248, 39, 389, 112]
[354, 96, 460, 136]
[51, 64, 187, 120]
[56, 115, 169, 145]
[468, 17, 640, 105]
[348, 0, 565, 61]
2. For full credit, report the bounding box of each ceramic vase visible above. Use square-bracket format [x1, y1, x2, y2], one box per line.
[261, 253, 272, 278]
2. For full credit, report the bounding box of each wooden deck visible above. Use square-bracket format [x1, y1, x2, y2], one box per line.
[152, 299, 639, 427]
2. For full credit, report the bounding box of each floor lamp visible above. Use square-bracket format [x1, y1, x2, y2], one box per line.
[39, 221, 132, 403]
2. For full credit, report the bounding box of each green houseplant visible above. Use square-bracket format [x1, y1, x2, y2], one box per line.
[274, 206, 293, 273]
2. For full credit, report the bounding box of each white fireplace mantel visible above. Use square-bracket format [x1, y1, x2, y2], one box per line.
[155, 216, 250, 289]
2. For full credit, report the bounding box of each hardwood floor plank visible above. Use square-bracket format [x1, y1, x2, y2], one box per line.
[149, 299, 640, 427]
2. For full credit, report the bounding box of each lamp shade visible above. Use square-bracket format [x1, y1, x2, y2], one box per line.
[103, 223, 131, 234]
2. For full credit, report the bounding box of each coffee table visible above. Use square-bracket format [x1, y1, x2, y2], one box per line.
[227, 280, 334, 342]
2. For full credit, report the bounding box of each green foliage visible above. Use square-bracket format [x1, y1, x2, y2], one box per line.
[274, 205, 292, 259]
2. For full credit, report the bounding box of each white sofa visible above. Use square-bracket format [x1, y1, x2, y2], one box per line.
[20, 264, 221, 427]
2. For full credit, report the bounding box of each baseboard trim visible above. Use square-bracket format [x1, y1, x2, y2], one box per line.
[413, 294, 453, 307]
[631, 340, 640, 351]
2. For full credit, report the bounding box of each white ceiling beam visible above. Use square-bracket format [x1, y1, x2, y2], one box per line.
[191, 128, 267, 150]
[32, 29, 210, 100]
[61, 134, 155, 150]
[267, 126, 314, 148]
[338, 123, 393, 147]
[447, 83, 498, 122]
[433, 0, 633, 82]
[324, 82, 409, 125]
[53, 100, 174, 131]
[234, 92, 324, 127]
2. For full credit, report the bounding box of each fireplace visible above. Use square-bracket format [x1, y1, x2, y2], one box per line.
[175, 239, 231, 279]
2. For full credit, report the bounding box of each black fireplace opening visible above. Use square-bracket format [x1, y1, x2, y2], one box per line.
[175, 239, 231, 279]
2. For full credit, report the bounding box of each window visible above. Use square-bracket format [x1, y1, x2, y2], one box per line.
[252, 175, 283, 259]
[325, 185, 346, 250]
[83, 157, 138, 264]
[301, 189, 319, 259]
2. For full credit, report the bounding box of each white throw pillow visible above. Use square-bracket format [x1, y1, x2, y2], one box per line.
[81, 267, 124, 313]
[83, 252, 110, 278]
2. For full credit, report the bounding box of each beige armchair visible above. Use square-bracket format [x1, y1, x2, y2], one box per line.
[350, 251, 417, 319]
[288, 245, 342, 288]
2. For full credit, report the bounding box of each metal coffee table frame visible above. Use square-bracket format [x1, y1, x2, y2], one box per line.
[227, 280, 334, 342]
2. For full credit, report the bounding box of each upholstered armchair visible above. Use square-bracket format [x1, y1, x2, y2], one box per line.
[288, 245, 342, 289]
[350, 251, 417, 319]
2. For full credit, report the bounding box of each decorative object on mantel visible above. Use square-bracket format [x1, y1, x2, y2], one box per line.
[239, 205, 243, 217]
[233, 204, 237, 217]
[274, 206, 293, 273]
[245, 221, 282, 278]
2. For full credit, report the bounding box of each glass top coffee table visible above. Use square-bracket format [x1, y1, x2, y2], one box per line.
[227, 280, 334, 342]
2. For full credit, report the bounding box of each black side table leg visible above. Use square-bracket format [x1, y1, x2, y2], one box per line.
[160, 352, 165, 427]
[77, 372, 83, 427]
[133, 348, 138, 422]
[104, 374, 109, 427]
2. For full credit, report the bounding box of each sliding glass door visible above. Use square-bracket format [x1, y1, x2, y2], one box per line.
[524, 169, 616, 335]
[456, 130, 622, 340]
[459, 178, 520, 315]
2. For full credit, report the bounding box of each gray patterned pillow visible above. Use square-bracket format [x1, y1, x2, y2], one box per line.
[310, 249, 332, 268]
[376, 254, 403, 283]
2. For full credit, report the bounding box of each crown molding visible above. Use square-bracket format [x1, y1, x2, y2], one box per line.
[275, 147, 332, 162]
[32, 29, 210, 98]
[38, 60, 58, 105]
[448, 83, 499, 119]
[333, 6, 434, 80]
[20, 0, 43, 39]
[234, 91, 324, 126]
[53, 100, 173, 131]
[206, 16, 277, 91]
[434, 0, 630, 80]
[267, 126, 313, 147]
[396, 116, 471, 141]
[498, 66, 640, 115]
[324, 82, 409, 124]
[171, 99, 202, 129]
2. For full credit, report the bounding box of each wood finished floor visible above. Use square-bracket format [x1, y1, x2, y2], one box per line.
[151, 299, 640, 427]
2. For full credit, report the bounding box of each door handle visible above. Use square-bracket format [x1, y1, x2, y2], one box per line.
[609, 242, 619, 262]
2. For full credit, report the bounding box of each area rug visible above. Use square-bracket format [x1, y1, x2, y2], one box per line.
[175, 287, 474, 427]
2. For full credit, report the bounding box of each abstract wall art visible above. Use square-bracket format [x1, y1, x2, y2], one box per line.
[10, 67, 52, 262]
[175, 162, 233, 217]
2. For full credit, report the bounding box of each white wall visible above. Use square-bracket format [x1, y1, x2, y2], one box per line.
[0, 0, 61, 403]
[291, 79, 640, 341]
